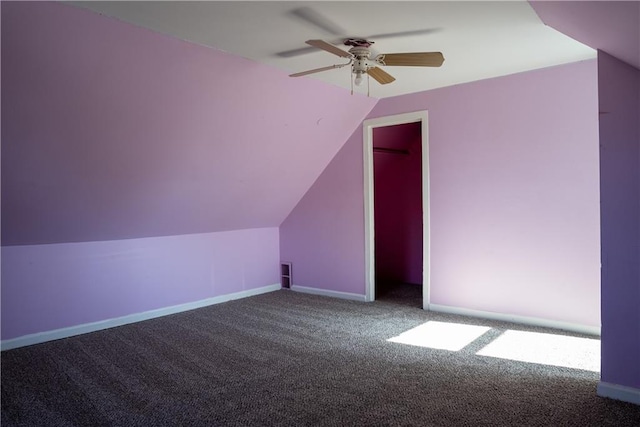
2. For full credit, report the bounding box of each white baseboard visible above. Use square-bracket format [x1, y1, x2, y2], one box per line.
[597, 382, 640, 405]
[428, 303, 600, 336]
[291, 285, 367, 302]
[1, 284, 281, 351]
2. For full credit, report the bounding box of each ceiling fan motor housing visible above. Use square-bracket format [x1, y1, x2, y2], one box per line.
[349, 46, 373, 74]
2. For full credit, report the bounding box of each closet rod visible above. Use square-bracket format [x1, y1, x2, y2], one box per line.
[373, 147, 410, 156]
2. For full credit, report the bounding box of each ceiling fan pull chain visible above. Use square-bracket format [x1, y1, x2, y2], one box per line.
[367, 72, 370, 97]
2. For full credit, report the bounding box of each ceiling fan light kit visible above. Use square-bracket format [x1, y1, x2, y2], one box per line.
[290, 38, 444, 95]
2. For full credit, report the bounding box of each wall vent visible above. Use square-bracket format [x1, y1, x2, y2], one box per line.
[281, 262, 292, 289]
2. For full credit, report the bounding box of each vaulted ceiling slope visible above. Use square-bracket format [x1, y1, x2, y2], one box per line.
[69, 1, 596, 98]
[1, 2, 377, 246]
[529, 0, 640, 70]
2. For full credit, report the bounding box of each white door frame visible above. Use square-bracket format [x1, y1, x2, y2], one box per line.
[362, 111, 431, 309]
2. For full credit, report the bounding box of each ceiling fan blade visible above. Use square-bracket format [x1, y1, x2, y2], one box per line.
[290, 63, 349, 77]
[289, 7, 347, 36]
[275, 37, 345, 58]
[306, 40, 353, 58]
[376, 52, 445, 67]
[367, 67, 396, 85]
[366, 28, 441, 40]
[276, 46, 319, 58]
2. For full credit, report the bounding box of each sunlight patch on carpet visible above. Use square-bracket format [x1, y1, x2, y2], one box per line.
[387, 321, 491, 351]
[476, 330, 600, 372]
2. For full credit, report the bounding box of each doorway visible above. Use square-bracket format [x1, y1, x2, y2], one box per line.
[373, 122, 423, 307]
[363, 111, 430, 309]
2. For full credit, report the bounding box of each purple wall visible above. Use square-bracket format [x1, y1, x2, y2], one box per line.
[597, 51, 640, 390]
[279, 130, 367, 294]
[373, 123, 423, 285]
[1, 228, 279, 340]
[1, 2, 376, 246]
[281, 60, 601, 327]
[0, 2, 376, 340]
[529, 1, 640, 396]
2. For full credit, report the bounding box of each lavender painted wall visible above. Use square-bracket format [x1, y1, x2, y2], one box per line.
[279, 130, 367, 294]
[0, 2, 376, 341]
[281, 60, 601, 327]
[597, 51, 640, 390]
[1, 228, 279, 340]
[373, 124, 423, 285]
[527, 1, 640, 397]
[1, 2, 376, 246]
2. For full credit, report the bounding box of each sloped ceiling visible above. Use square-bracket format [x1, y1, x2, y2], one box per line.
[1, 2, 376, 245]
[5, 1, 633, 246]
[529, 1, 640, 70]
[69, 1, 596, 98]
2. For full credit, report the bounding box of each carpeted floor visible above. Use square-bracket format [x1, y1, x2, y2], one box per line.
[2, 290, 639, 426]
[376, 281, 422, 308]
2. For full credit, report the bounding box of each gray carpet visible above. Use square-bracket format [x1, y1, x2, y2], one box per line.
[376, 281, 422, 308]
[2, 290, 639, 426]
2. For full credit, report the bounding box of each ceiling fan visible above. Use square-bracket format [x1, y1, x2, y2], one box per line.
[289, 38, 445, 87]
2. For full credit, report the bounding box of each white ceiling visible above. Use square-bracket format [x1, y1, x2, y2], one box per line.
[69, 1, 596, 99]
